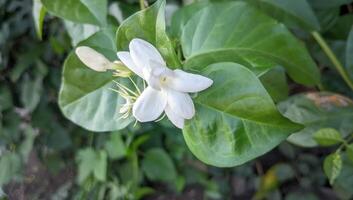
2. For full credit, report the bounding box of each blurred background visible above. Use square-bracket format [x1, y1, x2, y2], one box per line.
[1, 0, 353, 199]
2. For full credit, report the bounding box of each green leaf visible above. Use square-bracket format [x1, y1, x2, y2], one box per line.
[327, 15, 353, 40]
[313, 128, 343, 146]
[259, 67, 289, 102]
[76, 148, 107, 183]
[0, 85, 13, 112]
[346, 26, 353, 81]
[324, 152, 342, 185]
[142, 148, 177, 182]
[116, 0, 180, 68]
[183, 63, 302, 167]
[32, 0, 46, 40]
[248, 0, 320, 31]
[279, 92, 353, 147]
[20, 73, 43, 112]
[309, 0, 353, 9]
[347, 144, 353, 163]
[93, 150, 107, 182]
[41, 0, 107, 26]
[333, 156, 353, 199]
[0, 153, 21, 186]
[64, 20, 99, 46]
[59, 29, 132, 132]
[18, 126, 38, 160]
[180, 1, 320, 86]
[170, 2, 208, 37]
[104, 132, 127, 160]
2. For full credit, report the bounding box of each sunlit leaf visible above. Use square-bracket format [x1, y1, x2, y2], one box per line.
[179, 1, 320, 86]
[41, 0, 107, 25]
[32, 0, 46, 40]
[324, 152, 342, 185]
[313, 128, 343, 146]
[59, 29, 133, 132]
[183, 63, 301, 167]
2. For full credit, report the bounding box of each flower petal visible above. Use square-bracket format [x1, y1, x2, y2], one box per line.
[168, 69, 213, 93]
[117, 51, 144, 78]
[166, 89, 195, 119]
[129, 38, 166, 70]
[132, 86, 167, 122]
[165, 104, 184, 129]
[75, 46, 113, 72]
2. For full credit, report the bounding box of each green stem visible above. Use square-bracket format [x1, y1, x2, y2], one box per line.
[312, 31, 353, 91]
[139, 0, 146, 10]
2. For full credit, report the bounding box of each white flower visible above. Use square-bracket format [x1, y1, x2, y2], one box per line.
[76, 46, 132, 77]
[117, 39, 213, 128]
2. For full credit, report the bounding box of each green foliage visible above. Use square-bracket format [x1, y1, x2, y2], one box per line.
[76, 148, 107, 183]
[59, 29, 133, 132]
[116, 0, 180, 68]
[32, 0, 46, 40]
[177, 1, 320, 86]
[324, 152, 342, 185]
[41, 0, 108, 25]
[313, 128, 343, 146]
[279, 92, 353, 147]
[2, 0, 353, 199]
[183, 63, 301, 167]
[346, 26, 353, 80]
[248, 0, 320, 31]
[142, 148, 177, 182]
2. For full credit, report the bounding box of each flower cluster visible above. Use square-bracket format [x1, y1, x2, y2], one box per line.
[75, 39, 213, 129]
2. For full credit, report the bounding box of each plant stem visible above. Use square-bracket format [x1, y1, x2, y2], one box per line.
[139, 0, 146, 10]
[311, 31, 353, 91]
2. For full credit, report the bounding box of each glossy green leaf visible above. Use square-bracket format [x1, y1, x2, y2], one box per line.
[32, 0, 46, 40]
[183, 63, 302, 167]
[59, 29, 132, 132]
[279, 92, 353, 147]
[170, 2, 208, 37]
[142, 148, 177, 182]
[324, 152, 342, 185]
[248, 0, 320, 31]
[346, 26, 353, 81]
[313, 128, 343, 146]
[180, 1, 320, 86]
[116, 0, 180, 68]
[41, 0, 107, 26]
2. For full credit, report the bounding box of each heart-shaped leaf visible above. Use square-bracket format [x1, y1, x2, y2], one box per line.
[183, 63, 302, 167]
[179, 1, 320, 86]
[41, 0, 107, 26]
[59, 29, 132, 132]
